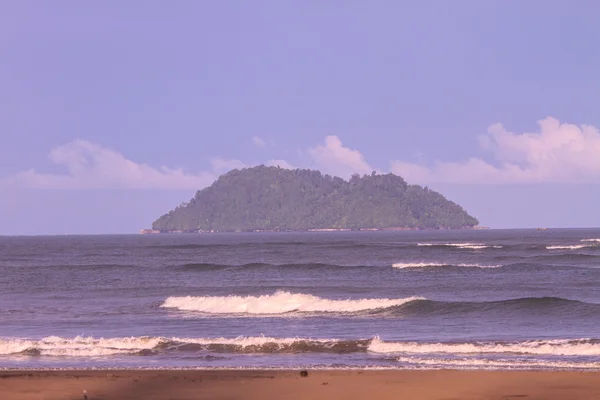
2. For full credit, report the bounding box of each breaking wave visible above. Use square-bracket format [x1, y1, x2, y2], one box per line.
[546, 241, 600, 250]
[392, 262, 500, 269]
[4, 335, 600, 360]
[368, 337, 600, 356]
[161, 291, 423, 315]
[417, 243, 502, 250]
[0, 336, 162, 357]
[0, 336, 368, 357]
[160, 292, 600, 317]
[547, 244, 589, 250]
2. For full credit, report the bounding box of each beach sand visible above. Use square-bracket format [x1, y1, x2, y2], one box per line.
[2, 370, 600, 400]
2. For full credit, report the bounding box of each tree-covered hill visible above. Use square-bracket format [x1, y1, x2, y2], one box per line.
[151, 166, 479, 232]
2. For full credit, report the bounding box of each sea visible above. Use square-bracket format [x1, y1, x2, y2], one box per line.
[1, 229, 600, 371]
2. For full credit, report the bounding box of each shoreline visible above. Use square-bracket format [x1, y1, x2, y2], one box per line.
[3, 369, 600, 399]
[2, 365, 600, 371]
[140, 226, 489, 234]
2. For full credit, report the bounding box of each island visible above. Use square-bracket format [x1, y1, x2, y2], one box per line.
[149, 166, 479, 233]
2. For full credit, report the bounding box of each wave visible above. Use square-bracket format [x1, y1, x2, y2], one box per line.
[149, 240, 600, 254]
[529, 253, 600, 262]
[0, 336, 369, 357]
[403, 297, 600, 318]
[392, 262, 500, 269]
[0, 336, 162, 357]
[394, 356, 600, 370]
[161, 291, 423, 315]
[160, 292, 600, 317]
[4, 335, 600, 359]
[368, 337, 600, 356]
[21, 264, 141, 271]
[547, 244, 589, 250]
[179, 262, 504, 272]
[417, 243, 502, 250]
[163, 337, 369, 354]
[547, 241, 599, 250]
[177, 262, 364, 272]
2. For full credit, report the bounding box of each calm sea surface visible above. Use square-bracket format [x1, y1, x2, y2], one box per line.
[1, 229, 600, 370]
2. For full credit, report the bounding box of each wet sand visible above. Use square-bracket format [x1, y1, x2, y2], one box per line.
[2, 369, 600, 400]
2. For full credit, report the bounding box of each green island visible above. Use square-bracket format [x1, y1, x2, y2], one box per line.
[148, 165, 480, 233]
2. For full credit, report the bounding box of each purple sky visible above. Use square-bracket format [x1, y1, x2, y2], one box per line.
[2, 1, 600, 234]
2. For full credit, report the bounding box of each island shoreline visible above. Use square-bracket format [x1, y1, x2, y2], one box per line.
[140, 225, 491, 234]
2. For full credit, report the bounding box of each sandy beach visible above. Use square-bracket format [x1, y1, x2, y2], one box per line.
[2, 370, 600, 400]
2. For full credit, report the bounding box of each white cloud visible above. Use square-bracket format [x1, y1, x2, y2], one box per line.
[391, 117, 600, 184]
[267, 159, 295, 169]
[308, 136, 374, 179]
[2, 140, 216, 189]
[0, 139, 289, 190]
[8, 117, 596, 192]
[210, 157, 248, 174]
[252, 136, 266, 148]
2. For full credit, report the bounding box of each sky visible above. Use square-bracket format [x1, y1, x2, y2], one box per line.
[1, 1, 600, 234]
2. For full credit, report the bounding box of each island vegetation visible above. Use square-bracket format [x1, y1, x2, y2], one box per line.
[150, 166, 479, 232]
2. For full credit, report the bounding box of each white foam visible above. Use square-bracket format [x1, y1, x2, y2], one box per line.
[547, 240, 600, 249]
[161, 291, 423, 314]
[417, 243, 500, 250]
[395, 356, 600, 370]
[368, 337, 600, 356]
[546, 245, 588, 250]
[392, 262, 500, 269]
[2, 335, 600, 369]
[170, 335, 335, 347]
[0, 335, 348, 357]
[0, 336, 161, 357]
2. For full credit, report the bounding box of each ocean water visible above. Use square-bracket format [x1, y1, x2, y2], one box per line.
[1, 229, 600, 370]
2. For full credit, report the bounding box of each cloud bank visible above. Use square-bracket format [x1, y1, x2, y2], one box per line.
[2, 140, 216, 190]
[3, 117, 600, 190]
[391, 117, 600, 184]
